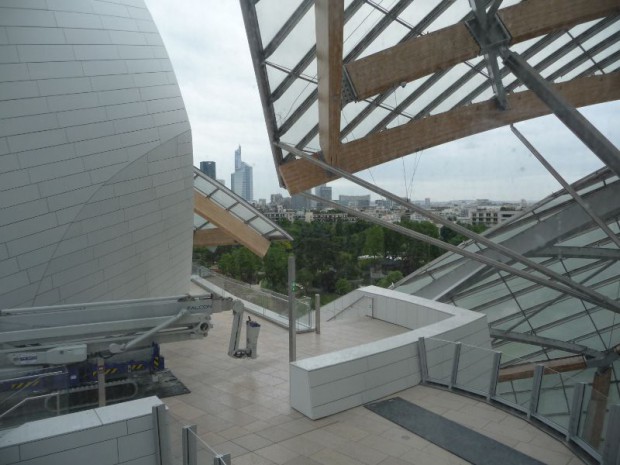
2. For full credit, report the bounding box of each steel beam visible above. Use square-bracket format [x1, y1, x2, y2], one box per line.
[278, 72, 620, 193]
[490, 329, 602, 358]
[500, 48, 620, 177]
[511, 124, 620, 250]
[344, 0, 619, 100]
[239, 0, 285, 185]
[299, 190, 620, 314]
[263, 0, 313, 59]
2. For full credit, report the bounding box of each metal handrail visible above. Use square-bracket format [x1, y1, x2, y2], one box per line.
[0, 391, 60, 420]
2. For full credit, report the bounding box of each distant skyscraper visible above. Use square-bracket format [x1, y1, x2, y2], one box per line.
[200, 161, 216, 179]
[314, 184, 332, 210]
[231, 145, 253, 201]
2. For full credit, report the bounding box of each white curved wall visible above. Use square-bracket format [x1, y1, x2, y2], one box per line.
[0, 0, 193, 308]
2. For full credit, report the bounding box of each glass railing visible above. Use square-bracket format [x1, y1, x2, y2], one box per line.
[192, 266, 315, 332]
[535, 367, 573, 431]
[418, 337, 620, 464]
[167, 409, 231, 465]
[0, 367, 71, 430]
[576, 384, 612, 456]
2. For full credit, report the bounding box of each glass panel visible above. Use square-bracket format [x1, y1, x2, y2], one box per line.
[494, 353, 535, 411]
[0, 366, 71, 430]
[577, 384, 612, 454]
[424, 337, 455, 386]
[455, 343, 497, 395]
[536, 368, 573, 431]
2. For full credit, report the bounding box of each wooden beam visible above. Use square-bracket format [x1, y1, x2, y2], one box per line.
[346, 23, 478, 101]
[498, 355, 587, 382]
[280, 71, 620, 194]
[345, 0, 620, 100]
[193, 229, 238, 247]
[315, 0, 344, 164]
[193, 192, 271, 257]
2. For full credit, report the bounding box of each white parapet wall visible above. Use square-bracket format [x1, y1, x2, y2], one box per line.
[0, 396, 163, 465]
[290, 286, 491, 419]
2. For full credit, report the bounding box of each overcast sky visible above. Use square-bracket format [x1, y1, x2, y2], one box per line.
[144, 0, 619, 203]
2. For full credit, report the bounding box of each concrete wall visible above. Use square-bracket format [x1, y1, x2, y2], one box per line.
[0, 396, 163, 465]
[0, 0, 193, 309]
[290, 287, 491, 419]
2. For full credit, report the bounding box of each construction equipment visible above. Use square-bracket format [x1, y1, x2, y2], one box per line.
[0, 294, 259, 418]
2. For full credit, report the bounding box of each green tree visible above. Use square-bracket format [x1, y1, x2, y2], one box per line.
[263, 243, 290, 292]
[377, 270, 403, 288]
[335, 278, 352, 295]
[363, 225, 385, 258]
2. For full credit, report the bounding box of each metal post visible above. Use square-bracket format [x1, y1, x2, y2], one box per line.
[568, 383, 586, 441]
[214, 453, 232, 465]
[529, 365, 545, 419]
[500, 48, 620, 177]
[601, 405, 620, 465]
[450, 343, 461, 389]
[510, 124, 620, 250]
[152, 404, 171, 465]
[315, 293, 321, 334]
[182, 425, 197, 465]
[488, 351, 502, 402]
[288, 254, 296, 362]
[418, 337, 429, 384]
[97, 357, 106, 407]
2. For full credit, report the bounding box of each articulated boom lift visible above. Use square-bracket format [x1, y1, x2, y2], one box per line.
[0, 294, 259, 417]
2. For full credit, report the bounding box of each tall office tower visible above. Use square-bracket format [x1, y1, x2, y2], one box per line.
[200, 161, 216, 179]
[231, 146, 253, 201]
[314, 184, 332, 210]
[291, 193, 310, 210]
[0, 1, 193, 309]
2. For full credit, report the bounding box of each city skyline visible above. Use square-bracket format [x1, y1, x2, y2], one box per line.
[146, 1, 620, 202]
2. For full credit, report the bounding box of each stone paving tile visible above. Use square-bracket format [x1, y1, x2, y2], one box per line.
[233, 433, 274, 452]
[164, 288, 582, 465]
[235, 451, 278, 465]
[255, 443, 302, 465]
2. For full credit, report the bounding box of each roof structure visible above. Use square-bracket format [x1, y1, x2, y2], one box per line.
[241, 0, 620, 410]
[193, 168, 292, 257]
[240, 0, 620, 193]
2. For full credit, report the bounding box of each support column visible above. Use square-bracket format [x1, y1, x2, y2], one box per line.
[500, 48, 620, 177]
[288, 254, 296, 362]
[315, 293, 321, 334]
[97, 357, 106, 407]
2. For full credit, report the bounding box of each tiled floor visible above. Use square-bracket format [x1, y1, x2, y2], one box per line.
[161, 286, 583, 465]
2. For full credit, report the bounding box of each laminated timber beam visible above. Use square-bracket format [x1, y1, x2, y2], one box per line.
[193, 192, 270, 257]
[315, 0, 344, 164]
[193, 229, 238, 247]
[279, 71, 620, 194]
[498, 356, 587, 382]
[345, 0, 620, 100]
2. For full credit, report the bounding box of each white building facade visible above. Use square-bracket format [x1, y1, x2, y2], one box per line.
[0, 0, 194, 308]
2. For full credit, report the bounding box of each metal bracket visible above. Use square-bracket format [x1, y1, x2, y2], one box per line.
[465, 13, 511, 54]
[465, 1, 511, 109]
[341, 67, 358, 106]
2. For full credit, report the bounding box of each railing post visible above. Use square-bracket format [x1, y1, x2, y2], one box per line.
[97, 357, 106, 407]
[450, 342, 461, 389]
[288, 254, 296, 362]
[152, 404, 171, 465]
[315, 293, 321, 334]
[214, 453, 232, 464]
[529, 365, 545, 419]
[418, 337, 428, 384]
[488, 351, 501, 402]
[568, 382, 586, 442]
[182, 425, 197, 465]
[601, 404, 620, 465]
